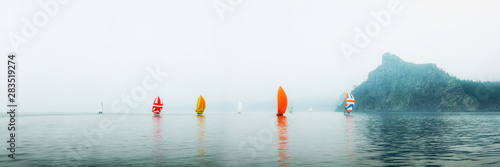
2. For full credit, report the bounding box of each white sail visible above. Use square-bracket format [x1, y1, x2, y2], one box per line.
[238, 102, 243, 114]
[309, 106, 312, 112]
[345, 92, 355, 112]
[99, 102, 103, 114]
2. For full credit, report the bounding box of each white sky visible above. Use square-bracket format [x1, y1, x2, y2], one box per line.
[1, 0, 499, 113]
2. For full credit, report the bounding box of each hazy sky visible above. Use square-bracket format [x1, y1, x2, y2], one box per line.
[1, 0, 499, 113]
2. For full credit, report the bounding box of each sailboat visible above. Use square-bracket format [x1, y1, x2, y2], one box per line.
[196, 95, 206, 116]
[345, 91, 355, 115]
[98, 102, 103, 114]
[238, 102, 243, 114]
[152, 96, 163, 116]
[309, 106, 312, 112]
[277, 86, 287, 116]
[289, 105, 293, 114]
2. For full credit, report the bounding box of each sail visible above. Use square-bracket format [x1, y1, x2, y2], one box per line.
[277, 86, 287, 115]
[196, 95, 206, 113]
[238, 102, 243, 114]
[290, 105, 293, 113]
[152, 96, 163, 115]
[345, 92, 355, 112]
[99, 102, 103, 112]
[309, 106, 312, 112]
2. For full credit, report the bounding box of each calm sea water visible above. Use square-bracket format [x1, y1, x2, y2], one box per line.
[1, 112, 500, 166]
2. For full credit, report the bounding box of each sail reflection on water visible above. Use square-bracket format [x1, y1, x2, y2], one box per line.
[277, 116, 290, 166]
[198, 115, 206, 155]
[152, 116, 164, 166]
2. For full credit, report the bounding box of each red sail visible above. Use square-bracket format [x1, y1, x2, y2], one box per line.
[152, 96, 163, 115]
[277, 86, 288, 116]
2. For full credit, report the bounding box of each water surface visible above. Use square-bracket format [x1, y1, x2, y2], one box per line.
[1, 112, 500, 166]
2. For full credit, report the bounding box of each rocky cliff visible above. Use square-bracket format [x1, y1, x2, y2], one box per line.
[337, 53, 500, 112]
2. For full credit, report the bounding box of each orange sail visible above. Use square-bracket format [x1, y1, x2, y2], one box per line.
[196, 95, 206, 114]
[277, 86, 287, 116]
[345, 92, 355, 112]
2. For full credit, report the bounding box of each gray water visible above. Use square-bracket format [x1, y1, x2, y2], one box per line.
[1, 112, 500, 166]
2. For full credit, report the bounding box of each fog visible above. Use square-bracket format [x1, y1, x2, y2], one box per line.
[0, 0, 499, 113]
